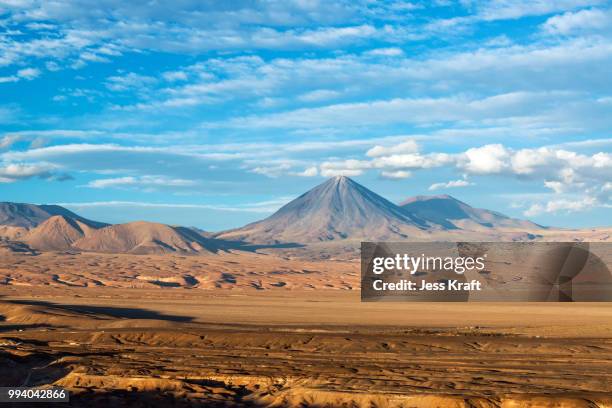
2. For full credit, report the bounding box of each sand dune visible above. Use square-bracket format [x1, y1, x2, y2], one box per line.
[0, 251, 358, 289]
[1, 240, 611, 406]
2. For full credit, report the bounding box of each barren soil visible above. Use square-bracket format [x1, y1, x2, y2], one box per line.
[1, 253, 612, 407]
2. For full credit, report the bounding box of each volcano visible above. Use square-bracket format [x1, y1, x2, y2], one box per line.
[217, 176, 433, 244]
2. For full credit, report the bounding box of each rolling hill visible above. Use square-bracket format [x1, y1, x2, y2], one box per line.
[72, 221, 223, 254]
[0, 202, 225, 254]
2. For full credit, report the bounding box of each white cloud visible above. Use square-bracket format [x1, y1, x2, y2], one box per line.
[320, 168, 363, 177]
[3, 129, 104, 141]
[429, 179, 473, 191]
[380, 170, 411, 179]
[85, 175, 196, 189]
[542, 8, 612, 35]
[221, 91, 591, 131]
[102, 34, 612, 115]
[0, 75, 19, 83]
[371, 152, 454, 169]
[0, 135, 20, 149]
[0, 67, 41, 83]
[56, 198, 292, 214]
[0, 162, 56, 182]
[2, 143, 157, 160]
[105, 72, 157, 92]
[78, 51, 110, 63]
[281, 24, 378, 46]
[249, 163, 293, 178]
[460, 144, 510, 174]
[162, 70, 188, 82]
[473, 0, 604, 22]
[0, 3, 393, 71]
[17, 67, 40, 80]
[511, 147, 555, 175]
[524, 196, 598, 216]
[364, 47, 404, 57]
[1, 143, 245, 162]
[367, 142, 612, 187]
[293, 166, 318, 177]
[366, 140, 418, 157]
[319, 159, 371, 177]
[297, 89, 340, 102]
[593, 152, 612, 167]
[318, 139, 611, 216]
[543, 180, 568, 194]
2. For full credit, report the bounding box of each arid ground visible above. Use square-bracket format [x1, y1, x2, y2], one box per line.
[1, 252, 612, 407]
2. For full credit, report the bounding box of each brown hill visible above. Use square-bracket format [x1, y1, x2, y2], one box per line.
[73, 221, 222, 254]
[217, 176, 433, 244]
[24, 215, 97, 251]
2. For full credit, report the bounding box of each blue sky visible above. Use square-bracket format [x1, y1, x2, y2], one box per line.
[1, 0, 611, 230]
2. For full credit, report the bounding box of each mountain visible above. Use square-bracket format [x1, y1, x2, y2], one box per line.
[399, 194, 542, 230]
[72, 221, 223, 254]
[2, 181, 549, 252]
[217, 176, 433, 244]
[0, 202, 106, 228]
[24, 215, 97, 251]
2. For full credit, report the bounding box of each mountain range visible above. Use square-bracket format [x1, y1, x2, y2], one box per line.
[0, 202, 107, 229]
[0, 176, 594, 255]
[216, 176, 542, 244]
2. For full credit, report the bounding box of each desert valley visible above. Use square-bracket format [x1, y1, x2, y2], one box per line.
[1, 176, 612, 407]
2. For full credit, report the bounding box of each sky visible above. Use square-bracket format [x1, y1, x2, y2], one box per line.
[0, 0, 611, 230]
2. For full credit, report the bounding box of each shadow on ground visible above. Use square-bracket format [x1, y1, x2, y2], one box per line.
[219, 239, 305, 253]
[6, 299, 194, 322]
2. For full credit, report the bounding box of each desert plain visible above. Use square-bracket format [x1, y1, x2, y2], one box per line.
[1, 251, 612, 408]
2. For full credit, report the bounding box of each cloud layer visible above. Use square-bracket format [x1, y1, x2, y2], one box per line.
[0, 1, 610, 228]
